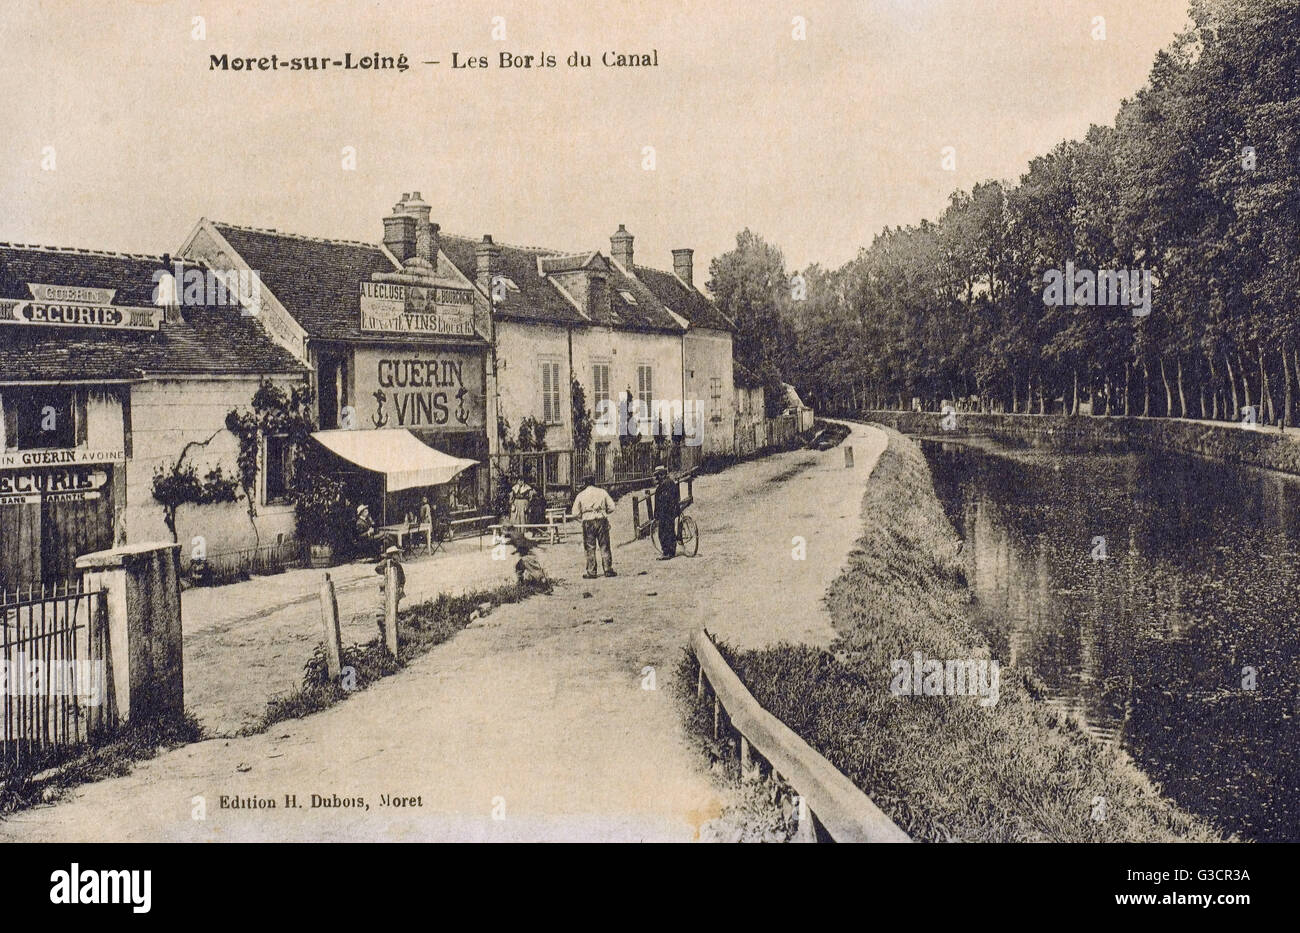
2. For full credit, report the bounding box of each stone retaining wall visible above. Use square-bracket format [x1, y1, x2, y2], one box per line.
[859, 410, 1300, 476]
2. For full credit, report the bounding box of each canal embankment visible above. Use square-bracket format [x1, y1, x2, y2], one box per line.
[864, 410, 1300, 476]
[705, 424, 1226, 842]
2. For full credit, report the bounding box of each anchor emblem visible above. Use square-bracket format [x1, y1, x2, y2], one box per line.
[455, 387, 469, 425]
[371, 388, 389, 428]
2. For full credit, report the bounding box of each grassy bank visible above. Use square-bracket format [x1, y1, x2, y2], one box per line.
[0, 713, 204, 815]
[250, 578, 552, 733]
[687, 425, 1225, 842]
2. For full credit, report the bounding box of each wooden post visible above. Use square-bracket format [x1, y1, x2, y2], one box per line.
[383, 562, 399, 656]
[319, 573, 342, 680]
[793, 796, 817, 843]
[696, 665, 704, 699]
[712, 695, 720, 740]
[740, 736, 756, 781]
[844, 445, 854, 468]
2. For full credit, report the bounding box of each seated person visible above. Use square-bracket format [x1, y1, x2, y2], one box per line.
[354, 504, 387, 560]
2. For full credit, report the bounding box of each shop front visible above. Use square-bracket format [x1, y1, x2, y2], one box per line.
[346, 342, 489, 513]
[0, 450, 124, 589]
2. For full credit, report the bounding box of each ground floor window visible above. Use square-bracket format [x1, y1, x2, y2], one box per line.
[264, 434, 293, 504]
[1, 386, 78, 451]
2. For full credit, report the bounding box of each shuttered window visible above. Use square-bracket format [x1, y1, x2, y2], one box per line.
[541, 361, 563, 424]
[592, 364, 610, 409]
[637, 365, 653, 411]
[636, 365, 653, 431]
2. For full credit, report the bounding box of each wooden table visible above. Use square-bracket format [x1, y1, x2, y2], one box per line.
[379, 522, 435, 554]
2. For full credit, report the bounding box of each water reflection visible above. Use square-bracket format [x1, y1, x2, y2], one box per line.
[920, 436, 1300, 842]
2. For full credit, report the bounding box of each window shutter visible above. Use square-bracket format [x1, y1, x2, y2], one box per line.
[552, 363, 561, 423]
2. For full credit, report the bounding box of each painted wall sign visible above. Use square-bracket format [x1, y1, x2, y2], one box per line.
[0, 449, 126, 469]
[353, 347, 485, 431]
[0, 468, 107, 497]
[0, 491, 102, 506]
[0, 283, 163, 332]
[359, 281, 475, 336]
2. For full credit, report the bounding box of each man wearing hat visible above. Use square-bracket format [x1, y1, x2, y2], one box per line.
[569, 474, 617, 579]
[651, 465, 680, 560]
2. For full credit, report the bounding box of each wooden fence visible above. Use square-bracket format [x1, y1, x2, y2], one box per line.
[690, 629, 910, 843]
[498, 442, 704, 502]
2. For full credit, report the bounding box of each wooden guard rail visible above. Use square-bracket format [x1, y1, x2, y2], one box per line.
[690, 629, 910, 843]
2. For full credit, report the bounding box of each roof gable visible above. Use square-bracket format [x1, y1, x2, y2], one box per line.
[209, 223, 401, 341]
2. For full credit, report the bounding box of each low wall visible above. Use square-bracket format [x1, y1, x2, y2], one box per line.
[860, 410, 1300, 476]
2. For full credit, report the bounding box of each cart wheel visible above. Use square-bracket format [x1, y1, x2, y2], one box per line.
[678, 515, 699, 556]
[649, 521, 660, 552]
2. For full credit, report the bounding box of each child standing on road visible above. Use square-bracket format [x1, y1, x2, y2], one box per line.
[375, 545, 406, 602]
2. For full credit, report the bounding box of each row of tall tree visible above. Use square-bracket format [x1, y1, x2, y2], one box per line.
[710, 0, 1300, 425]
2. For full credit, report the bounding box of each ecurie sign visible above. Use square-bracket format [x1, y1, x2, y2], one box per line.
[358, 281, 475, 336]
[0, 467, 107, 506]
[0, 283, 163, 332]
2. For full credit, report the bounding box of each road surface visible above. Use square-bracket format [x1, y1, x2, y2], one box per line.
[0, 423, 886, 842]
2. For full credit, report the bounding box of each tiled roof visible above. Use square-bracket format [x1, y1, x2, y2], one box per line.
[633, 264, 733, 331]
[442, 235, 685, 333]
[603, 265, 683, 332]
[0, 245, 306, 382]
[211, 223, 403, 341]
[209, 220, 726, 338]
[439, 235, 586, 327]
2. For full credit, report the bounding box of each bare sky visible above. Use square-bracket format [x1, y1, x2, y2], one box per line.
[1, 0, 1192, 276]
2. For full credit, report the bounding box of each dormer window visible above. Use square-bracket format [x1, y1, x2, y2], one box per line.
[619, 290, 637, 305]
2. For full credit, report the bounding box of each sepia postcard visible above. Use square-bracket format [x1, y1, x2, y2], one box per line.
[0, 0, 1291, 914]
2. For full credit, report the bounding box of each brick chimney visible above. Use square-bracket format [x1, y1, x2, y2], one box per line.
[384, 192, 438, 271]
[383, 194, 416, 261]
[672, 248, 694, 287]
[476, 234, 502, 298]
[610, 224, 634, 270]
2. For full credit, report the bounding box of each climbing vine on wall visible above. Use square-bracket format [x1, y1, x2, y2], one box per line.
[224, 379, 317, 526]
[150, 451, 239, 544]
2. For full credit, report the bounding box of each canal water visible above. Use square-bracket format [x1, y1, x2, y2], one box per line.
[918, 435, 1300, 842]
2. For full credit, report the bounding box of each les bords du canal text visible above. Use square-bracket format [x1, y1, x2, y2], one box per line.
[207, 49, 660, 73]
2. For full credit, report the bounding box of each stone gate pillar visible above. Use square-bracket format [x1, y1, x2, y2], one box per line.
[76, 542, 184, 723]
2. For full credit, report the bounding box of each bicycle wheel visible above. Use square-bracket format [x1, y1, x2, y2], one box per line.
[678, 515, 699, 556]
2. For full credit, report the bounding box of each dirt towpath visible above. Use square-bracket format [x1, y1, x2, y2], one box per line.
[0, 423, 886, 842]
